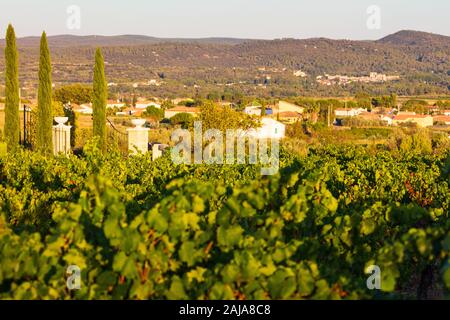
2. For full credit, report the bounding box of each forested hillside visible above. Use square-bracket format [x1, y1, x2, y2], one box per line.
[0, 30, 449, 97]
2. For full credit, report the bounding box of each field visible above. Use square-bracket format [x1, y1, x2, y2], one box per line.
[0, 142, 449, 299]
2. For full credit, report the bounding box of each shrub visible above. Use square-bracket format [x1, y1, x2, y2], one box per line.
[170, 112, 194, 129]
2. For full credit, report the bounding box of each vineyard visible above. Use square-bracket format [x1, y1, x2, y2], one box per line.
[0, 142, 449, 299]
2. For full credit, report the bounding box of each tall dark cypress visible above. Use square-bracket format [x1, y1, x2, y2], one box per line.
[36, 32, 53, 155]
[4, 24, 20, 151]
[92, 48, 107, 152]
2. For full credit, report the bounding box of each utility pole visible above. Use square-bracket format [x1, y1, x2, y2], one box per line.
[328, 105, 331, 127]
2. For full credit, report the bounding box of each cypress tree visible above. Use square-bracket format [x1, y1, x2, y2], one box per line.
[92, 48, 107, 152]
[4, 24, 20, 151]
[36, 32, 53, 155]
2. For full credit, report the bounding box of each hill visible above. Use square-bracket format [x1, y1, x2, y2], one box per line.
[377, 30, 450, 47]
[0, 30, 448, 98]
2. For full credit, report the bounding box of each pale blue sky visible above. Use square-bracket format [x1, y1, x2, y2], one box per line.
[1, 0, 449, 39]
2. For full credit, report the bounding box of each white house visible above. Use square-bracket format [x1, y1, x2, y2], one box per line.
[244, 106, 262, 116]
[444, 110, 450, 116]
[246, 118, 285, 139]
[135, 102, 161, 109]
[74, 103, 93, 115]
[335, 108, 366, 117]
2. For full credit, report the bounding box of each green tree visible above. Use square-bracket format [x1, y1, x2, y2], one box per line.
[170, 112, 194, 129]
[54, 84, 93, 105]
[4, 24, 20, 151]
[92, 48, 107, 153]
[144, 106, 164, 122]
[261, 104, 266, 117]
[36, 32, 53, 155]
[200, 101, 259, 132]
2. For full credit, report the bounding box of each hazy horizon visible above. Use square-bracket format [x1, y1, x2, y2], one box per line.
[1, 0, 450, 40]
[2, 29, 446, 42]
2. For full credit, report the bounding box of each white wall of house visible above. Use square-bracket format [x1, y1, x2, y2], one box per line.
[136, 103, 161, 109]
[246, 118, 285, 139]
[335, 108, 366, 117]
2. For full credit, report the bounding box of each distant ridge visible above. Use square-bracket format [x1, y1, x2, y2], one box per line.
[0, 29, 448, 97]
[4, 34, 253, 47]
[1, 30, 449, 48]
[377, 30, 450, 46]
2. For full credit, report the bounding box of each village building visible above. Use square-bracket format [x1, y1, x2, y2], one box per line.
[278, 111, 302, 123]
[164, 106, 201, 119]
[433, 116, 450, 125]
[245, 117, 286, 139]
[392, 114, 433, 127]
[335, 108, 366, 117]
[73, 103, 93, 115]
[276, 101, 305, 115]
[135, 102, 161, 109]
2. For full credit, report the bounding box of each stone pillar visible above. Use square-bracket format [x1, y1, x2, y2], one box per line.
[127, 119, 149, 155]
[52, 117, 72, 155]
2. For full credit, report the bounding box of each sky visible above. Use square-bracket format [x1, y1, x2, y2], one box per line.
[1, 0, 449, 40]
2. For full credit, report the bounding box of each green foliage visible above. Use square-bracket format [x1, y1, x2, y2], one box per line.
[36, 32, 53, 155]
[371, 94, 397, 109]
[4, 24, 20, 151]
[92, 48, 108, 153]
[53, 101, 65, 117]
[402, 100, 429, 114]
[0, 142, 6, 157]
[200, 101, 259, 132]
[54, 84, 93, 105]
[170, 112, 194, 129]
[143, 106, 164, 122]
[0, 145, 449, 299]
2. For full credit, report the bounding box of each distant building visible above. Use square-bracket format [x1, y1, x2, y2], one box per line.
[317, 72, 400, 86]
[73, 103, 93, 115]
[164, 106, 201, 119]
[135, 102, 161, 109]
[444, 110, 450, 116]
[293, 70, 307, 77]
[433, 116, 450, 125]
[335, 108, 366, 117]
[244, 106, 262, 116]
[356, 112, 394, 125]
[426, 105, 440, 114]
[278, 111, 302, 124]
[276, 101, 304, 115]
[392, 115, 433, 127]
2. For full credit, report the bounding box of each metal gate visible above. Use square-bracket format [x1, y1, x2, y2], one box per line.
[21, 104, 32, 149]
